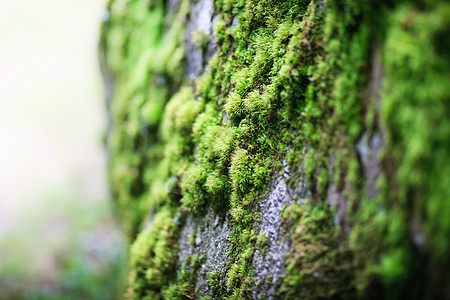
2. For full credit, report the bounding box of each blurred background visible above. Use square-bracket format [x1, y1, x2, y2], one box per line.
[0, 0, 127, 299]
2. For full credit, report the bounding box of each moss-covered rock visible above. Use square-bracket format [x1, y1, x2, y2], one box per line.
[100, 0, 450, 298]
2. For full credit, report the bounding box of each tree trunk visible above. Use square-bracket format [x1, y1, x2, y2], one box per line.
[100, 0, 450, 298]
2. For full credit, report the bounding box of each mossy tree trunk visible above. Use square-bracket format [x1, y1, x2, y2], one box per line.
[100, 0, 450, 298]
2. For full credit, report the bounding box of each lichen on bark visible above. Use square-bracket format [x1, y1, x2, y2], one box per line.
[100, 0, 450, 298]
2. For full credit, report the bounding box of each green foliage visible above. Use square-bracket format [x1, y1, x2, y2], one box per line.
[0, 190, 127, 300]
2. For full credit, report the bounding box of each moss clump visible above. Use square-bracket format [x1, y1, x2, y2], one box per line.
[162, 255, 205, 299]
[206, 271, 228, 298]
[383, 0, 450, 270]
[280, 202, 355, 299]
[255, 233, 269, 256]
[101, 0, 190, 239]
[373, 2, 450, 297]
[126, 207, 180, 299]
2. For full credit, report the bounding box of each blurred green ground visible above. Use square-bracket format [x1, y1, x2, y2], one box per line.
[0, 0, 126, 298]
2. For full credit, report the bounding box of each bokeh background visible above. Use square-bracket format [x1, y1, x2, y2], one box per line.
[0, 0, 127, 298]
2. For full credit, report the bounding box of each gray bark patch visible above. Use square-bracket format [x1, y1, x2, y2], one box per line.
[252, 162, 294, 299]
[178, 206, 232, 297]
[185, 0, 214, 79]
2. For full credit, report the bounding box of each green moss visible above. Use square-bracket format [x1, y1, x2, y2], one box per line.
[376, 2, 450, 296]
[126, 207, 180, 299]
[103, 0, 191, 239]
[102, 0, 450, 298]
[207, 271, 228, 298]
[280, 202, 355, 299]
[256, 233, 269, 256]
[383, 0, 450, 265]
[162, 255, 205, 299]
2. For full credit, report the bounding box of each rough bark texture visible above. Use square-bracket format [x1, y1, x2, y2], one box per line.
[100, 0, 450, 299]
